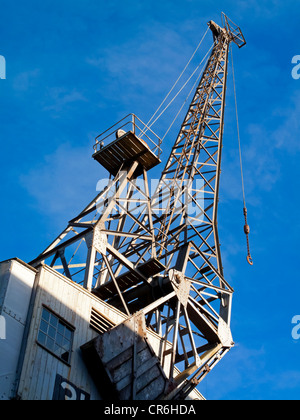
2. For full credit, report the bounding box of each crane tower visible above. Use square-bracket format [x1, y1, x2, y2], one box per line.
[29, 13, 246, 400]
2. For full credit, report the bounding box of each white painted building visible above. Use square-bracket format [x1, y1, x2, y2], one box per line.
[0, 258, 204, 400]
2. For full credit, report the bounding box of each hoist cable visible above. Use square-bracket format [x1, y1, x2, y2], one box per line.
[145, 26, 210, 130]
[139, 41, 214, 144]
[231, 45, 253, 266]
[161, 46, 212, 142]
[147, 43, 214, 133]
[231, 45, 246, 207]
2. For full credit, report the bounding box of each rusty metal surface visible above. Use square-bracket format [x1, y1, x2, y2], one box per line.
[81, 312, 168, 400]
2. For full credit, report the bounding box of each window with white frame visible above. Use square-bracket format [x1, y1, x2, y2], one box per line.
[37, 307, 74, 364]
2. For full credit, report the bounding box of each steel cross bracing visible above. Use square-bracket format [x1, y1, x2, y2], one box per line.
[29, 15, 246, 400]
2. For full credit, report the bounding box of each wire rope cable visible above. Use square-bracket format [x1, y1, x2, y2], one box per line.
[139, 41, 215, 144]
[161, 45, 213, 142]
[231, 45, 253, 266]
[146, 26, 210, 129]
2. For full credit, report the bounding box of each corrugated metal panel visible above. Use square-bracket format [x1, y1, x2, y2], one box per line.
[17, 265, 127, 400]
[0, 259, 36, 400]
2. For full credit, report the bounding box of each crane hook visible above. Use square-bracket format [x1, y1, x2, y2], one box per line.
[247, 255, 253, 266]
[243, 207, 253, 266]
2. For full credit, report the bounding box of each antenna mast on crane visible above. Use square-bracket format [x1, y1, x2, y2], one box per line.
[30, 13, 246, 400]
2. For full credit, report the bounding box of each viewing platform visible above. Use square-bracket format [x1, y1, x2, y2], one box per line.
[92, 114, 162, 177]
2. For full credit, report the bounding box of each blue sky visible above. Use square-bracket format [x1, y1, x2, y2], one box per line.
[1, 0, 300, 400]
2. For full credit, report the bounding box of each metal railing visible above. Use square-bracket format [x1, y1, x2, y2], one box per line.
[221, 12, 246, 48]
[93, 114, 162, 159]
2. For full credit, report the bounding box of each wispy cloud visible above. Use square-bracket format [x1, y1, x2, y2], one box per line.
[19, 142, 103, 222]
[221, 90, 300, 208]
[206, 342, 300, 400]
[205, 344, 266, 399]
[86, 20, 212, 116]
[43, 87, 87, 113]
[13, 69, 41, 91]
[272, 90, 300, 153]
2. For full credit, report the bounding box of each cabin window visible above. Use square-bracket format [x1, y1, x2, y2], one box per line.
[37, 307, 74, 364]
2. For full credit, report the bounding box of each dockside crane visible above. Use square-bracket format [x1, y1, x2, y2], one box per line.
[30, 13, 247, 400]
